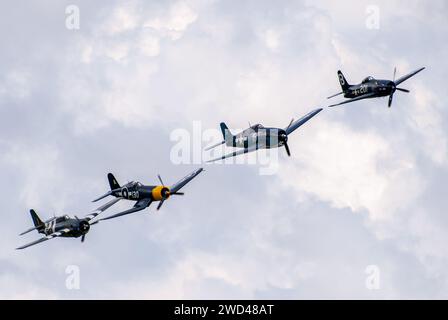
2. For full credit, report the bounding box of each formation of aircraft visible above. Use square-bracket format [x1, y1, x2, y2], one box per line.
[17, 65, 425, 249]
[328, 67, 425, 108]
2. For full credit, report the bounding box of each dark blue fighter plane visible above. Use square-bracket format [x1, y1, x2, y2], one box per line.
[328, 67, 425, 108]
[205, 108, 323, 162]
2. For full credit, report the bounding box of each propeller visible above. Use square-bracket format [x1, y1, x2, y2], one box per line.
[388, 67, 411, 108]
[81, 235, 86, 242]
[157, 199, 165, 210]
[157, 174, 165, 186]
[285, 118, 294, 132]
[284, 143, 291, 157]
[279, 132, 290, 157]
[388, 93, 394, 108]
[388, 68, 397, 108]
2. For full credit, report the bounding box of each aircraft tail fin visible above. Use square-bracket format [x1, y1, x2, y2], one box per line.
[30, 209, 43, 228]
[108, 173, 120, 191]
[337, 70, 350, 92]
[220, 123, 233, 144]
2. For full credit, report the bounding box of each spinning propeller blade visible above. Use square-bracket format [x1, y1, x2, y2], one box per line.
[157, 199, 165, 210]
[284, 143, 291, 157]
[286, 118, 294, 132]
[157, 174, 165, 186]
[388, 94, 394, 108]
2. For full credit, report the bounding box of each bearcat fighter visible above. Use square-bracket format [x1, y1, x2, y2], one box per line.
[17, 197, 121, 250]
[205, 108, 323, 162]
[94, 168, 204, 221]
[328, 67, 425, 108]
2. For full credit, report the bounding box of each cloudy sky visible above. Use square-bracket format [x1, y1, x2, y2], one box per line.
[1, 0, 447, 299]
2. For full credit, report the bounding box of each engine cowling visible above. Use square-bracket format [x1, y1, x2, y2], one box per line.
[152, 186, 170, 201]
[79, 220, 90, 234]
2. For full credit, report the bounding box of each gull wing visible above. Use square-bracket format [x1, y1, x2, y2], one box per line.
[328, 92, 377, 107]
[394, 67, 425, 86]
[84, 197, 122, 222]
[99, 198, 152, 221]
[206, 144, 259, 163]
[170, 168, 204, 194]
[16, 228, 71, 250]
[285, 108, 323, 135]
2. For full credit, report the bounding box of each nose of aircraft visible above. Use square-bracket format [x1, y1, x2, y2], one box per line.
[279, 132, 288, 143]
[79, 220, 90, 233]
[388, 81, 397, 93]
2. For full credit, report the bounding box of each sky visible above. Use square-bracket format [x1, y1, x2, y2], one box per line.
[0, 0, 447, 299]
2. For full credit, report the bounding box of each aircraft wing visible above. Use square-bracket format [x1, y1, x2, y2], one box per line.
[170, 168, 204, 194]
[285, 108, 323, 135]
[16, 228, 71, 250]
[206, 145, 259, 163]
[394, 67, 425, 86]
[328, 92, 377, 107]
[99, 198, 152, 221]
[84, 197, 123, 222]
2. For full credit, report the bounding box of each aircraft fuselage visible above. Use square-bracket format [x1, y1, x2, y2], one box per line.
[40, 216, 90, 238]
[226, 127, 288, 150]
[344, 79, 395, 99]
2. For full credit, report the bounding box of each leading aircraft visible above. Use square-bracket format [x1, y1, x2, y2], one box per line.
[94, 168, 204, 221]
[17, 198, 121, 250]
[205, 108, 323, 162]
[328, 67, 425, 108]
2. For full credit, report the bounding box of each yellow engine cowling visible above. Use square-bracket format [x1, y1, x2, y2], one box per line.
[152, 186, 170, 201]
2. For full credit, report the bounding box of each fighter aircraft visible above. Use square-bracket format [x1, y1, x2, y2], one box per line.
[94, 168, 204, 221]
[17, 197, 121, 250]
[205, 108, 323, 162]
[328, 67, 425, 108]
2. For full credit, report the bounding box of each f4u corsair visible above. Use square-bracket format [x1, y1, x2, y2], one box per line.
[205, 108, 322, 162]
[328, 67, 425, 108]
[93, 168, 204, 221]
[17, 198, 121, 250]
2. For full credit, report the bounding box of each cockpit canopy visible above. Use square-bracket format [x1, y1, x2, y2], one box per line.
[362, 76, 374, 83]
[251, 124, 264, 130]
[56, 215, 70, 223]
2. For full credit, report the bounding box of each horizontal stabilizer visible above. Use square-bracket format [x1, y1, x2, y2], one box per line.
[19, 226, 39, 236]
[204, 140, 225, 151]
[92, 191, 112, 203]
[327, 92, 343, 99]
